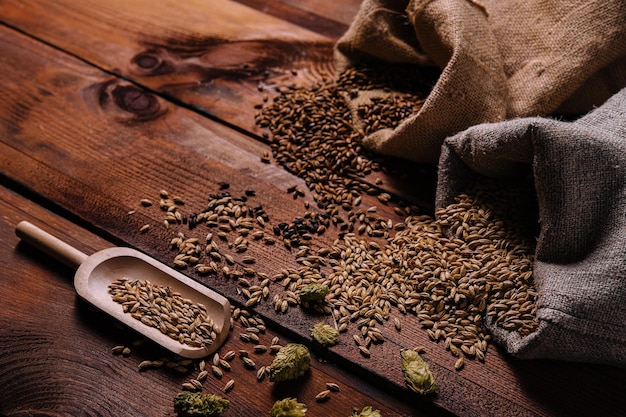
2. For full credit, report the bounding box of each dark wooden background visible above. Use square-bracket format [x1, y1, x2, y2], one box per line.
[1, 1, 625, 416]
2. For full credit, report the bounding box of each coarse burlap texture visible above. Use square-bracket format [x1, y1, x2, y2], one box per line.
[336, 0, 626, 365]
[437, 88, 626, 365]
[335, 0, 626, 164]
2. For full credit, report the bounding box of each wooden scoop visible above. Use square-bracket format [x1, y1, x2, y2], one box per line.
[15, 220, 231, 359]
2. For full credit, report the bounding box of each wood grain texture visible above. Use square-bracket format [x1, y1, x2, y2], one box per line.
[0, 0, 334, 131]
[233, 0, 361, 38]
[0, 0, 436, 206]
[1, 2, 626, 417]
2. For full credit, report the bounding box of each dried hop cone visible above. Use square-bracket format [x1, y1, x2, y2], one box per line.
[401, 349, 438, 395]
[310, 322, 339, 347]
[173, 391, 230, 417]
[270, 397, 308, 417]
[298, 283, 329, 304]
[350, 406, 382, 417]
[269, 343, 311, 382]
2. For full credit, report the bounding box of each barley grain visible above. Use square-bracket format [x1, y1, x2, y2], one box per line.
[315, 390, 331, 402]
[455, 357, 465, 371]
[224, 379, 235, 393]
[326, 382, 340, 392]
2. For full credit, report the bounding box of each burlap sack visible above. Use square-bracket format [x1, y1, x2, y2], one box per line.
[435, 88, 626, 365]
[335, 0, 626, 164]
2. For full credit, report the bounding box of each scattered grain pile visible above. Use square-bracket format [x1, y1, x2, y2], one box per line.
[142, 189, 277, 310]
[255, 64, 427, 223]
[133, 64, 540, 370]
[329, 180, 537, 362]
[262, 178, 538, 364]
[252, 64, 539, 365]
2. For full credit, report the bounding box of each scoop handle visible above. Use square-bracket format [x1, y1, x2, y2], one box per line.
[16, 221, 88, 270]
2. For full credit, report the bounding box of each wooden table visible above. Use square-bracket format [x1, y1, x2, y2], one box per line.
[1, 1, 625, 416]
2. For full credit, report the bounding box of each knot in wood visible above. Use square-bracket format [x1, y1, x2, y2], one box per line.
[133, 53, 161, 70]
[130, 50, 173, 75]
[112, 85, 161, 120]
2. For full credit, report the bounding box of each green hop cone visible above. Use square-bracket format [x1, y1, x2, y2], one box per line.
[350, 406, 382, 417]
[310, 322, 339, 347]
[270, 397, 307, 417]
[269, 343, 311, 382]
[298, 283, 329, 304]
[401, 349, 438, 395]
[173, 391, 230, 417]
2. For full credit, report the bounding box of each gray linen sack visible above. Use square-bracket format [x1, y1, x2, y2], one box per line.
[436, 89, 626, 365]
[336, 0, 626, 366]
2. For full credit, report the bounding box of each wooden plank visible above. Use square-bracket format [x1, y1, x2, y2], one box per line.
[278, 0, 364, 26]
[233, 0, 362, 38]
[1, 12, 626, 417]
[0, 0, 436, 205]
[0, 184, 423, 417]
[0, 0, 334, 133]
